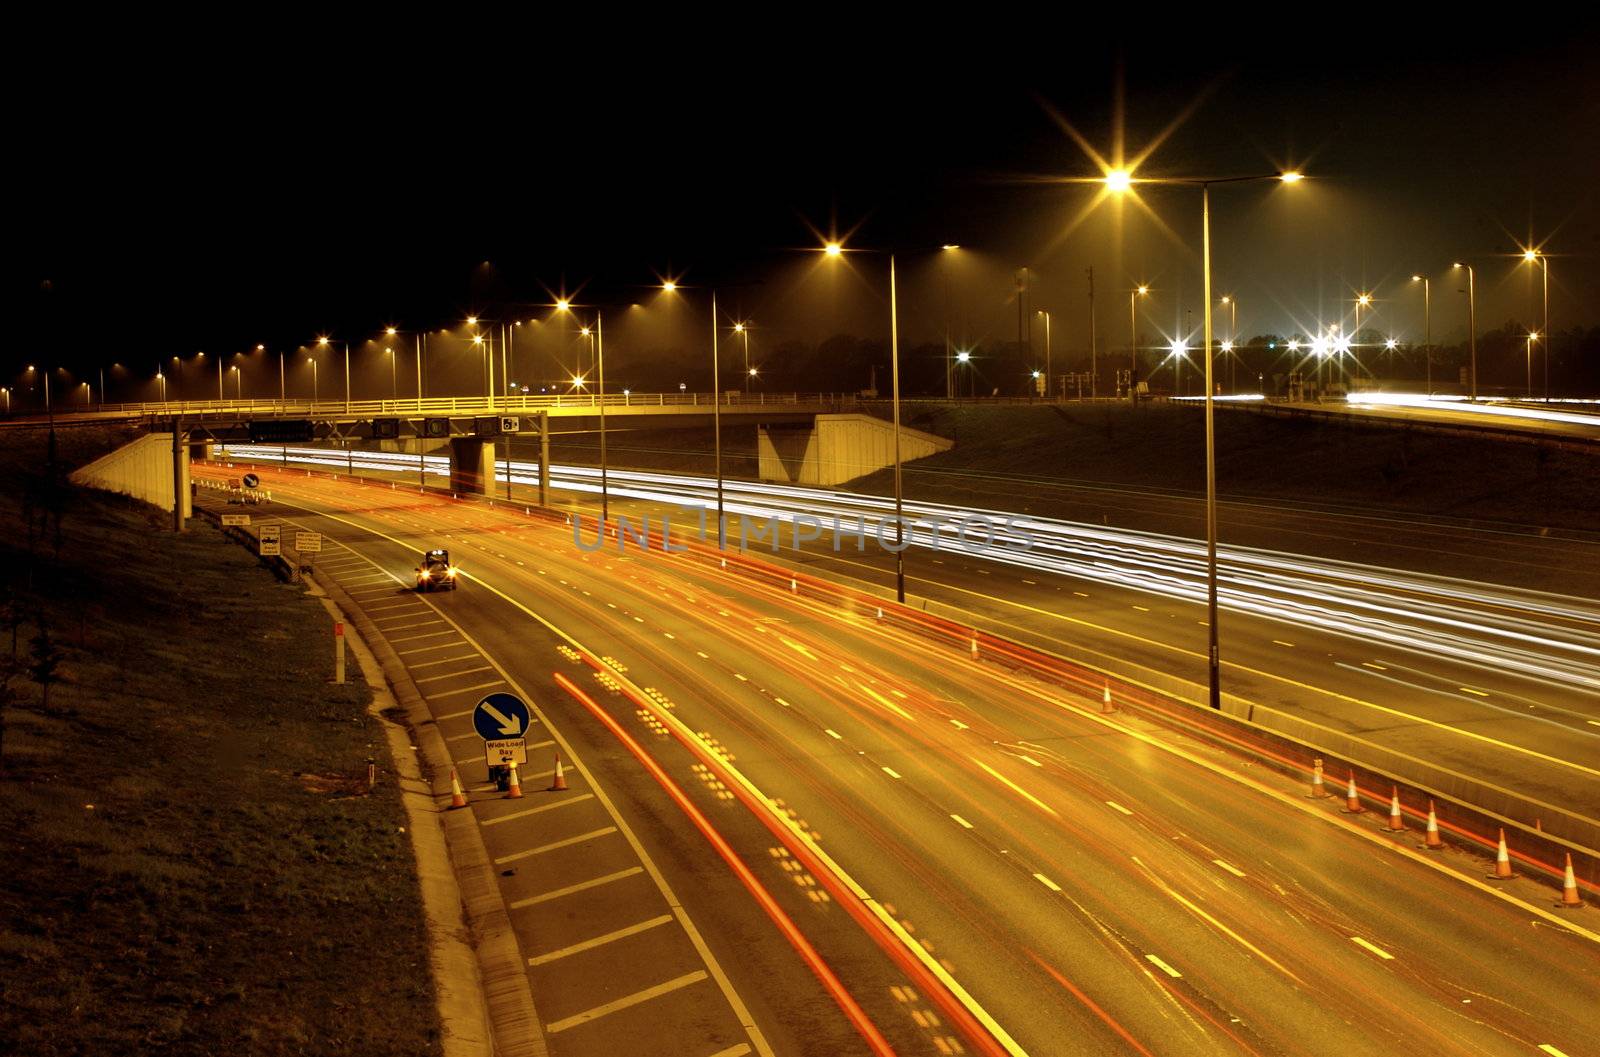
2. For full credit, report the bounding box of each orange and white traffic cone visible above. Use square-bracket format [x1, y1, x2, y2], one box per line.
[448, 767, 467, 809]
[1309, 758, 1330, 798]
[1422, 801, 1443, 849]
[1558, 853, 1582, 908]
[876, 607, 884, 623]
[790, 578, 798, 593]
[1101, 683, 1116, 715]
[1387, 788, 1405, 831]
[506, 762, 524, 799]
[549, 754, 569, 792]
[1342, 772, 1364, 813]
[970, 635, 979, 660]
[1489, 828, 1514, 879]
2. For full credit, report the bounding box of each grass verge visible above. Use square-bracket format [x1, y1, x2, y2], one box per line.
[0, 426, 441, 1056]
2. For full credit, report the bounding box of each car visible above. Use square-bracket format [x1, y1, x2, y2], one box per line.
[415, 549, 459, 591]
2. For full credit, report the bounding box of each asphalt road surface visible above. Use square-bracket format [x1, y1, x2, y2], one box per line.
[195, 464, 1599, 1057]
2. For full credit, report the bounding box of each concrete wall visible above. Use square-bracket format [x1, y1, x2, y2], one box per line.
[759, 413, 953, 486]
[449, 438, 497, 495]
[69, 432, 191, 518]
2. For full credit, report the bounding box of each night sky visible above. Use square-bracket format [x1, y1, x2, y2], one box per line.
[13, 29, 1599, 402]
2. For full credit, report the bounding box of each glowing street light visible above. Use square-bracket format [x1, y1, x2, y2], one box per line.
[1452, 262, 1477, 400]
[733, 321, 753, 392]
[1129, 285, 1150, 398]
[1526, 331, 1540, 398]
[1104, 168, 1132, 193]
[1521, 247, 1550, 401]
[1411, 275, 1432, 396]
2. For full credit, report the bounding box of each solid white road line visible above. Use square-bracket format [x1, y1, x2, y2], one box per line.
[526, 913, 673, 965]
[1105, 800, 1135, 816]
[950, 814, 974, 829]
[511, 866, 644, 910]
[494, 827, 618, 865]
[482, 793, 594, 826]
[1144, 954, 1182, 978]
[1033, 873, 1062, 892]
[1350, 936, 1394, 960]
[1212, 859, 1246, 878]
[544, 970, 708, 1034]
[414, 665, 496, 684]
[426, 680, 506, 702]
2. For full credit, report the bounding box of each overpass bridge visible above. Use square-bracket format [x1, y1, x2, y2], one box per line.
[32, 391, 954, 529]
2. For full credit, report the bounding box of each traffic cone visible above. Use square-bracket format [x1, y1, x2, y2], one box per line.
[1101, 683, 1116, 715]
[448, 767, 467, 809]
[549, 754, 569, 792]
[506, 763, 524, 799]
[1558, 854, 1582, 908]
[1342, 773, 1364, 813]
[876, 607, 884, 623]
[1387, 788, 1405, 831]
[1422, 801, 1443, 849]
[970, 635, 979, 660]
[790, 578, 798, 593]
[1489, 829, 1514, 879]
[1308, 758, 1330, 798]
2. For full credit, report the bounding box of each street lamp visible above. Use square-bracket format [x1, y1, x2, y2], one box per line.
[1452, 263, 1477, 401]
[659, 283, 727, 545]
[1411, 275, 1431, 396]
[1522, 248, 1551, 401]
[1103, 167, 1303, 711]
[384, 347, 397, 401]
[1526, 332, 1539, 399]
[1353, 292, 1373, 384]
[734, 321, 753, 393]
[819, 240, 916, 603]
[1129, 285, 1149, 399]
[555, 300, 607, 518]
[230, 365, 242, 401]
[1220, 295, 1238, 393]
[1036, 310, 1052, 400]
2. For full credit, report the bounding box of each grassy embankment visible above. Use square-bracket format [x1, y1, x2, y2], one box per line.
[0, 426, 440, 1056]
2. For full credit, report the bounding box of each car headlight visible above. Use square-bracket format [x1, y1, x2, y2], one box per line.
[446, 567, 458, 577]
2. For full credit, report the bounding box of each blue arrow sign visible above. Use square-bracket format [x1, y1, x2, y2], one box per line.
[473, 692, 530, 740]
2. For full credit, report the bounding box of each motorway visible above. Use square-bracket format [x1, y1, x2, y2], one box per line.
[195, 463, 1598, 1057]
[221, 445, 1600, 833]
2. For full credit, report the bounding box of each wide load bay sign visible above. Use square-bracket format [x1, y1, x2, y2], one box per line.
[294, 531, 322, 553]
[474, 692, 532, 767]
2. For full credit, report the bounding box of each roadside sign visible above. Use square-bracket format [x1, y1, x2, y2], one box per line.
[500, 416, 521, 434]
[483, 738, 528, 767]
[295, 531, 322, 553]
[242, 473, 260, 489]
[221, 514, 251, 526]
[473, 692, 531, 740]
[259, 524, 281, 556]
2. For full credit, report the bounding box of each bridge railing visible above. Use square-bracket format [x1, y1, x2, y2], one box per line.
[84, 392, 861, 417]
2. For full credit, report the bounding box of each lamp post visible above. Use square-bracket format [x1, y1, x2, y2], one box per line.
[1220, 295, 1237, 393]
[230, 365, 242, 401]
[309, 353, 319, 404]
[1353, 292, 1372, 384]
[1036, 310, 1051, 399]
[1411, 276, 1431, 395]
[1129, 285, 1148, 399]
[1452, 263, 1477, 400]
[942, 245, 959, 399]
[1103, 168, 1303, 711]
[1523, 250, 1550, 401]
[821, 240, 914, 603]
[956, 349, 972, 397]
[735, 321, 752, 393]
[1526, 332, 1539, 399]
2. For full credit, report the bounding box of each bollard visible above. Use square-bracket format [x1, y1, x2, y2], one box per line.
[367, 762, 377, 789]
[334, 621, 346, 684]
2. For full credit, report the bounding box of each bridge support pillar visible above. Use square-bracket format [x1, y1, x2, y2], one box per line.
[448, 438, 496, 495]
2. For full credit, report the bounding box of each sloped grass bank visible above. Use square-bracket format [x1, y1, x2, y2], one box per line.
[0, 428, 440, 1056]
